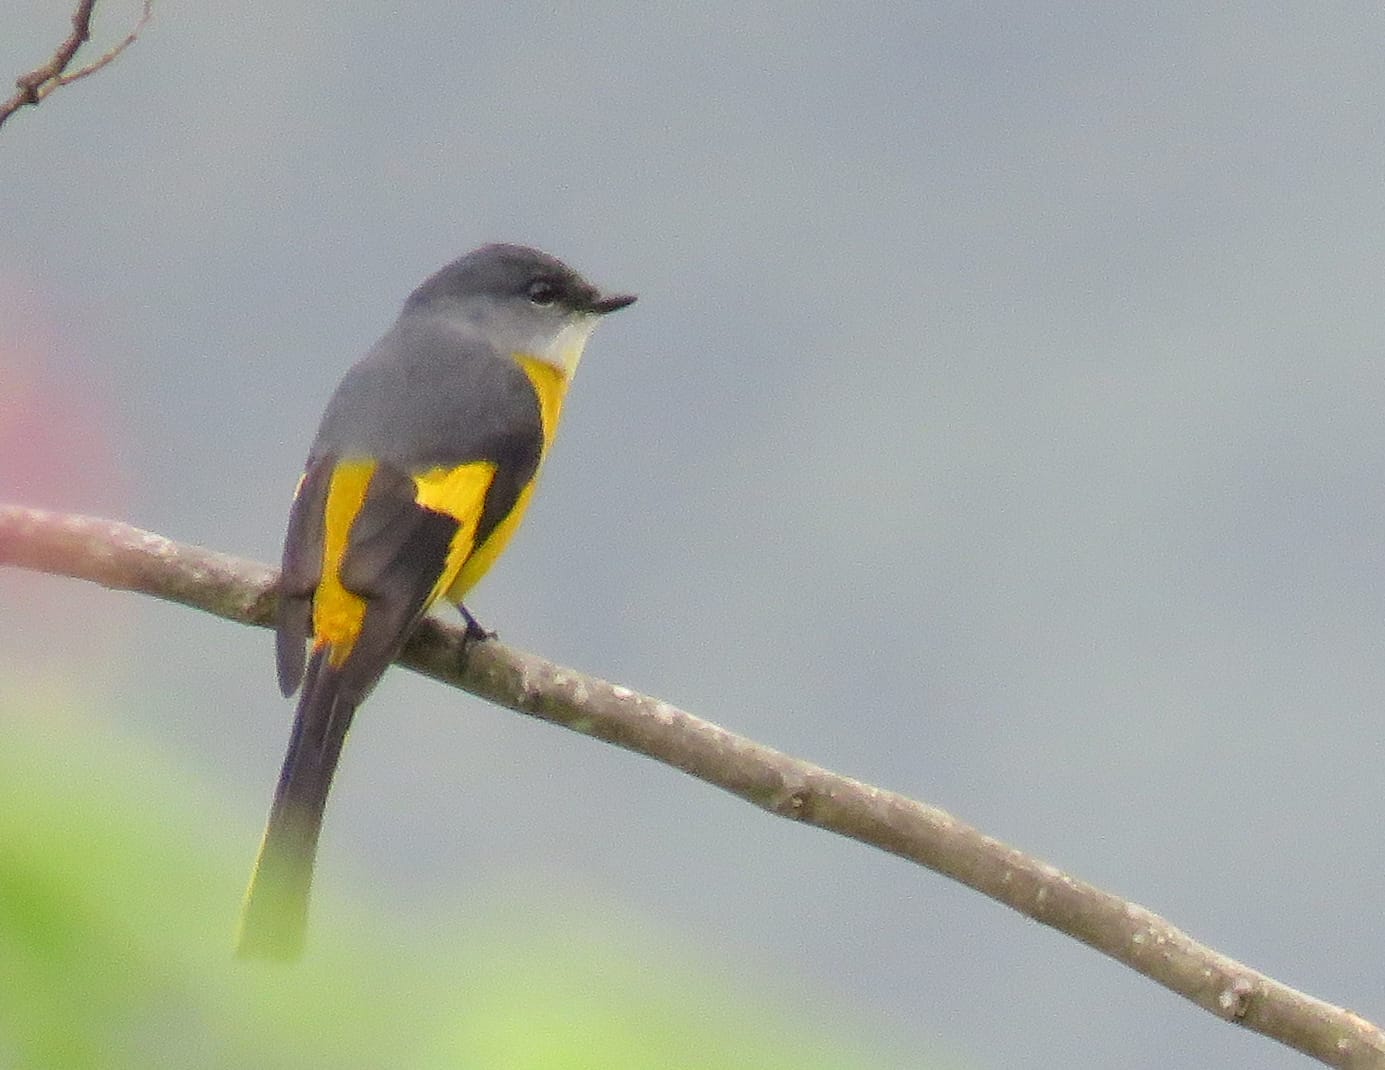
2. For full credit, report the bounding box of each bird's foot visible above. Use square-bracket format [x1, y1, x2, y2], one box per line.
[458, 603, 496, 645]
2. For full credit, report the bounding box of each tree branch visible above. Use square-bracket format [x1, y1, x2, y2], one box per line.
[0, 0, 153, 131]
[1, 502, 1380, 1069]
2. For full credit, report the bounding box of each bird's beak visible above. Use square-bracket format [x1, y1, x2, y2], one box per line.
[589, 291, 638, 314]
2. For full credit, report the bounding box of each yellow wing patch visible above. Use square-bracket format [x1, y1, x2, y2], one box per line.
[311, 459, 497, 666]
[412, 462, 497, 606]
[313, 460, 375, 665]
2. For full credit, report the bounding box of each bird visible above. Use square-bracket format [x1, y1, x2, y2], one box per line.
[237, 243, 636, 958]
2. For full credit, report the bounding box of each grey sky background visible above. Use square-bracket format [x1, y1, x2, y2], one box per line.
[4, 3, 1385, 1067]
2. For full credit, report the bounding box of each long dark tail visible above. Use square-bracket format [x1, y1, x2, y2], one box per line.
[237, 650, 356, 959]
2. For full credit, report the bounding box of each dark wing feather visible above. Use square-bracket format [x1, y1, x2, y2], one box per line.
[275, 457, 334, 697]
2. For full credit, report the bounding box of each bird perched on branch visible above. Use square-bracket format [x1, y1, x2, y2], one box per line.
[238, 243, 636, 959]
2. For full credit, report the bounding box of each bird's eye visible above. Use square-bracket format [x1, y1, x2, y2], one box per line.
[527, 279, 560, 306]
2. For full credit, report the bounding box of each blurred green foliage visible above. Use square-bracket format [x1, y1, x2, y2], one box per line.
[0, 693, 927, 1070]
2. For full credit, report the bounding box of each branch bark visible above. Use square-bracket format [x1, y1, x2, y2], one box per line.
[1, 502, 1381, 1069]
[1, 0, 153, 131]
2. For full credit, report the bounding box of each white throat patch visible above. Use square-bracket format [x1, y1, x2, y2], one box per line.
[533, 314, 599, 377]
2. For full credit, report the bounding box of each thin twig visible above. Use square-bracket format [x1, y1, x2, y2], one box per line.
[1, 502, 1382, 1069]
[0, 0, 153, 131]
